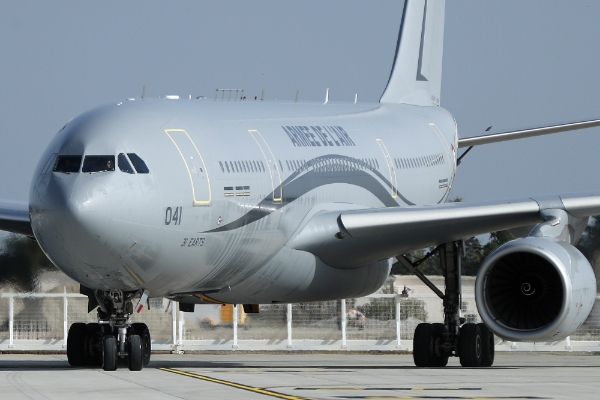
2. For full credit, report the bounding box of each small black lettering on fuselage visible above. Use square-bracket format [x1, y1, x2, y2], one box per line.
[282, 126, 356, 147]
[181, 237, 205, 247]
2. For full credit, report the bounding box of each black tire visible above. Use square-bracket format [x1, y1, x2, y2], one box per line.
[413, 323, 432, 367]
[102, 335, 117, 371]
[413, 323, 448, 368]
[459, 323, 482, 367]
[414, 323, 449, 368]
[132, 323, 151, 367]
[430, 323, 449, 367]
[67, 323, 87, 367]
[478, 323, 495, 367]
[85, 323, 103, 367]
[128, 335, 143, 371]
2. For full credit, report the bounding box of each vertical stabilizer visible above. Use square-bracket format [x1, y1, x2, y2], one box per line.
[380, 0, 445, 106]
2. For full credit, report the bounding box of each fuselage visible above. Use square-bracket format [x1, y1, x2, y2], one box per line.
[29, 98, 457, 303]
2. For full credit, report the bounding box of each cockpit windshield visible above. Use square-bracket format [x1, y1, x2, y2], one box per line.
[118, 153, 135, 174]
[53, 155, 82, 173]
[127, 153, 149, 173]
[82, 155, 115, 173]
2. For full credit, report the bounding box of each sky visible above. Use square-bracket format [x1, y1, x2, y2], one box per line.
[1, 0, 600, 209]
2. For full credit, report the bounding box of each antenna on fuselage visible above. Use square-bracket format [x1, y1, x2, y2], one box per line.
[261, 89, 265, 101]
[324, 88, 329, 105]
[295, 90, 299, 103]
[354, 93, 358, 104]
[141, 85, 146, 101]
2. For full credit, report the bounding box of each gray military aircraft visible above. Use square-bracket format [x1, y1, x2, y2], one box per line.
[1, 0, 599, 371]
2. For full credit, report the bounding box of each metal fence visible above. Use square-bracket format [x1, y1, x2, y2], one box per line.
[1, 288, 600, 352]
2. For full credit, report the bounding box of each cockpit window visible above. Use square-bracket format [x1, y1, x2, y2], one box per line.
[53, 155, 82, 173]
[127, 153, 149, 173]
[82, 155, 115, 173]
[42, 153, 58, 174]
[118, 153, 135, 174]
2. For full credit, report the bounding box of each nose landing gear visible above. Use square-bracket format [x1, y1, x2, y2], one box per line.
[399, 242, 495, 368]
[67, 289, 150, 371]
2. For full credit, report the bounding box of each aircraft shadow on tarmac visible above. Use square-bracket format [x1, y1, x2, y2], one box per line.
[2, 357, 600, 371]
[0, 359, 521, 371]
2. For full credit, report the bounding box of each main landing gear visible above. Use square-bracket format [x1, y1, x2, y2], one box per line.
[399, 242, 495, 368]
[67, 290, 151, 371]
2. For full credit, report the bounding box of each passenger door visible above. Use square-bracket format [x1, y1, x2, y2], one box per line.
[376, 138, 398, 198]
[248, 129, 282, 202]
[165, 129, 211, 206]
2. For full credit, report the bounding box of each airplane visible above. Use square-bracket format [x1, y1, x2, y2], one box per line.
[1, 0, 599, 371]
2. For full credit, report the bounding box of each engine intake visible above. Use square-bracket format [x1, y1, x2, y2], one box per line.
[475, 237, 595, 342]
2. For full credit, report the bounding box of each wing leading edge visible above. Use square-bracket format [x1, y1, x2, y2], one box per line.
[0, 200, 33, 237]
[287, 192, 600, 269]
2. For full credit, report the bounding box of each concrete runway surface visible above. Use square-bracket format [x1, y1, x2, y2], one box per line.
[0, 353, 599, 400]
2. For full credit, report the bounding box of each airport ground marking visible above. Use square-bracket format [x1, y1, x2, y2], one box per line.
[327, 396, 545, 399]
[159, 367, 310, 400]
[296, 388, 482, 391]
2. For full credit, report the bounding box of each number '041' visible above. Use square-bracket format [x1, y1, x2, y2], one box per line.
[165, 207, 182, 225]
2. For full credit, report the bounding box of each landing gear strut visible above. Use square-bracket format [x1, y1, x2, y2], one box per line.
[67, 289, 150, 371]
[399, 242, 495, 368]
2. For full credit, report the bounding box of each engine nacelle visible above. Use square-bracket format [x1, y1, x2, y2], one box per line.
[475, 237, 596, 342]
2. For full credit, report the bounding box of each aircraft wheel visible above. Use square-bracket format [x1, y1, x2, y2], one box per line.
[85, 323, 103, 367]
[128, 335, 143, 371]
[430, 323, 449, 367]
[133, 323, 151, 366]
[67, 323, 87, 367]
[478, 323, 495, 367]
[102, 335, 117, 371]
[458, 323, 482, 367]
[413, 323, 447, 367]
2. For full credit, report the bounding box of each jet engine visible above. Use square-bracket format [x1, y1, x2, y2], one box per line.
[475, 237, 596, 342]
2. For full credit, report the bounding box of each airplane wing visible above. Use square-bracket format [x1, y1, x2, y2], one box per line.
[0, 200, 33, 237]
[287, 192, 600, 269]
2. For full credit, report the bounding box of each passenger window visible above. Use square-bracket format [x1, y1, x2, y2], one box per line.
[127, 153, 150, 173]
[82, 155, 115, 173]
[118, 153, 135, 174]
[54, 155, 82, 173]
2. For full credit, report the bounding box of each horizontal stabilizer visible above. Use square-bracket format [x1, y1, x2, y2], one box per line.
[458, 119, 600, 148]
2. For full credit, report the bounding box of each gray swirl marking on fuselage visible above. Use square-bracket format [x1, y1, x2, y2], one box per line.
[205, 154, 415, 233]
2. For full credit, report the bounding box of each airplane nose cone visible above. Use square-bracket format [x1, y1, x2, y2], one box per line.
[30, 172, 119, 286]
